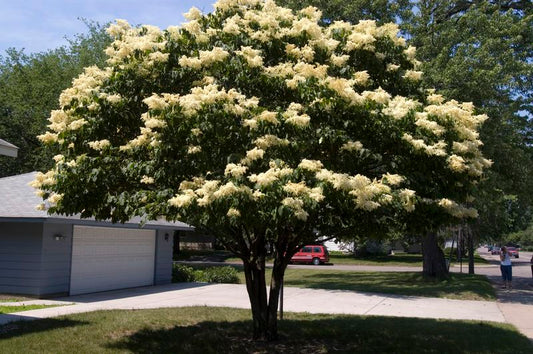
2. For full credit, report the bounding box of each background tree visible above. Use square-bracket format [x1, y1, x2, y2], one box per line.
[34, 0, 488, 340]
[0, 20, 110, 177]
[409, 0, 533, 248]
[279, 0, 533, 260]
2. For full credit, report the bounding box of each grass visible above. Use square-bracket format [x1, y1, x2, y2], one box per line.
[0, 295, 37, 303]
[175, 263, 496, 301]
[328, 251, 423, 266]
[0, 307, 530, 353]
[280, 269, 496, 301]
[0, 305, 59, 314]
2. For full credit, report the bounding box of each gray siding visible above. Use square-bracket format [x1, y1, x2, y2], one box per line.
[0, 222, 43, 295]
[154, 229, 173, 285]
[40, 223, 73, 295]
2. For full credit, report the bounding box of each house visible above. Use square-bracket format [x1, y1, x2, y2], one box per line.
[0, 172, 193, 297]
[0, 139, 18, 157]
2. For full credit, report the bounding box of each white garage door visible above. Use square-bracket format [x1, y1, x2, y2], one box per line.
[70, 225, 156, 295]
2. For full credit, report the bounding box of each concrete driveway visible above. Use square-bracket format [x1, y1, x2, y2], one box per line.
[0, 282, 504, 327]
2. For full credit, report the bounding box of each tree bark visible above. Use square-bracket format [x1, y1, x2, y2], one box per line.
[467, 226, 475, 274]
[242, 258, 269, 340]
[422, 231, 448, 278]
[266, 256, 287, 340]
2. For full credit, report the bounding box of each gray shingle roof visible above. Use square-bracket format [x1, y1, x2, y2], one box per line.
[0, 172, 192, 230]
[0, 139, 18, 157]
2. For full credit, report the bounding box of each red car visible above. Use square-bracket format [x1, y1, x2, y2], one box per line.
[290, 245, 329, 265]
[507, 247, 519, 258]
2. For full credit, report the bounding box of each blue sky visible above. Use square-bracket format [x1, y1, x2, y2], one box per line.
[0, 0, 215, 54]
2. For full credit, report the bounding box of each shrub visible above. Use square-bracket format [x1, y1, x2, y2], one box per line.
[172, 264, 240, 284]
[172, 264, 196, 282]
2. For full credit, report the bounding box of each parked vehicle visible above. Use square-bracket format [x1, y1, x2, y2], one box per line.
[491, 247, 501, 255]
[507, 247, 519, 258]
[290, 245, 329, 265]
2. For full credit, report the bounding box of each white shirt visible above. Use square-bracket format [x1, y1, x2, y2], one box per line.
[501, 252, 512, 266]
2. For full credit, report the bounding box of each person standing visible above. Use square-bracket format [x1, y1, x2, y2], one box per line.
[500, 246, 512, 289]
[530, 254, 533, 279]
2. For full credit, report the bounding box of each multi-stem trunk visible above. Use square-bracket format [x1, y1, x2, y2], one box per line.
[265, 255, 287, 340]
[242, 257, 269, 340]
[422, 231, 448, 278]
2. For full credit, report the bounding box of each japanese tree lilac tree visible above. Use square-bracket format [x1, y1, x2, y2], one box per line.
[33, 0, 490, 340]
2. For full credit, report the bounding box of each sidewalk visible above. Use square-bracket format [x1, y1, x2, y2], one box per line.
[0, 282, 505, 325]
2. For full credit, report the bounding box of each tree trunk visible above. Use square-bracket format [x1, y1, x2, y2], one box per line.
[265, 256, 287, 340]
[422, 231, 448, 278]
[467, 226, 475, 274]
[242, 258, 269, 340]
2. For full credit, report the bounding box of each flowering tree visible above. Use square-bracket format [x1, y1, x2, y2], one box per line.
[34, 0, 490, 340]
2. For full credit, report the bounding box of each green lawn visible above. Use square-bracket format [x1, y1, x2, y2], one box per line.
[0, 307, 530, 353]
[0, 305, 59, 314]
[175, 264, 496, 301]
[280, 269, 496, 301]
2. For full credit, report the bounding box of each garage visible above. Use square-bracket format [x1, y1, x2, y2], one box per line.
[70, 225, 156, 295]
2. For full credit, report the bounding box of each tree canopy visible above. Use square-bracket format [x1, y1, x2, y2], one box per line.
[34, 0, 489, 340]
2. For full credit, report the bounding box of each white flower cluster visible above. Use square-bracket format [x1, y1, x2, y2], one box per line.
[282, 102, 311, 128]
[87, 139, 111, 151]
[105, 20, 166, 66]
[438, 198, 478, 218]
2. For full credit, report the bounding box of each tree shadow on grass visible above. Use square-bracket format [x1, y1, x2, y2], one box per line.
[0, 318, 88, 339]
[108, 315, 532, 354]
[284, 271, 496, 300]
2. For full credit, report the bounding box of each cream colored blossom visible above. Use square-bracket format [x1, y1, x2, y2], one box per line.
[199, 47, 229, 66]
[415, 113, 446, 136]
[187, 145, 202, 154]
[403, 70, 423, 81]
[184, 6, 202, 21]
[283, 181, 309, 195]
[399, 189, 416, 212]
[241, 147, 265, 165]
[235, 46, 263, 67]
[330, 54, 350, 67]
[140, 175, 155, 184]
[254, 135, 289, 149]
[298, 159, 323, 171]
[341, 141, 364, 152]
[68, 119, 88, 131]
[169, 191, 195, 208]
[179, 56, 202, 70]
[362, 87, 391, 105]
[383, 96, 419, 120]
[256, 110, 279, 125]
[386, 63, 400, 72]
[402, 134, 447, 156]
[224, 163, 248, 177]
[353, 71, 370, 85]
[88, 139, 111, 151]
[47, 193, 63, 204]
[227, 208, 241, 217]
[382, 173, 404, 186]
[106, 94, 122, 104]
[447, 155, 467, 172]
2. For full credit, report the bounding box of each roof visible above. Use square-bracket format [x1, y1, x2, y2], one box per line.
[0, 172, 192, 230]
[0, 139, 18, 157]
